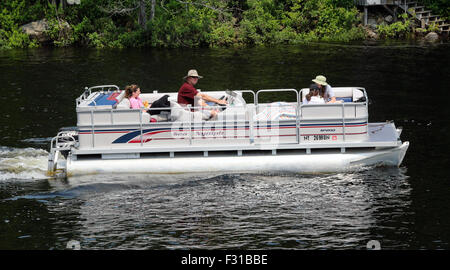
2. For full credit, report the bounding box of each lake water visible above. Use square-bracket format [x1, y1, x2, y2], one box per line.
[0, 42, 449, 250]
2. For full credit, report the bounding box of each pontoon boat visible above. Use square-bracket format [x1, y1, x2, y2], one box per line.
[48, 85, 409, 177]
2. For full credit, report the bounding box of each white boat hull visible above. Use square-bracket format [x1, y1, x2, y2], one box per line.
[65, 142, 409, 176]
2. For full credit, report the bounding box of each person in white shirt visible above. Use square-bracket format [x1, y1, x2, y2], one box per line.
[312, 75, 339, 103]
[303, 84, 325, 104]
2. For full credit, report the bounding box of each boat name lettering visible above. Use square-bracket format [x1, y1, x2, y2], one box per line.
[320, 129, 336, 132]
[172, 130, 226, 137]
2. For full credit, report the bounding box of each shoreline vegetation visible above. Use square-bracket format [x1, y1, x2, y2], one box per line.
[1, 0, 449, 50]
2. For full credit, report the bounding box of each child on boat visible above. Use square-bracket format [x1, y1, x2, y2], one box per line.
[303, 84, 325, 104]
[125, 84, 148, 111]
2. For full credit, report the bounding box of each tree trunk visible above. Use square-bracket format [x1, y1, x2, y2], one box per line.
[60, 0, 66, 10]
[150, 0, 156, 21]
[138, 0, 147, 29]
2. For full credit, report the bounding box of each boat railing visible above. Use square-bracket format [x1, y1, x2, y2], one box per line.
[50, 131, 78, 153]
[298, 103, 366, 144]
[48, 130, 78, 173]
[356, 87, 369, 111]
[255, 89, 299, 107]
[77, 87, 369, 149]
[180, 102, 299, 146]
[235, 89, 256, 105]
[255, 89, 299, 143]
[298, 87, 369, 143]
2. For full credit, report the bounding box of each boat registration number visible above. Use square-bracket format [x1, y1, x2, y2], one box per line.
[303, 135, 334, 141]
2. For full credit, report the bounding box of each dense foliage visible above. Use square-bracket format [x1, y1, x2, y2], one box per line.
[0, 0, 448, 49]
[422, 0, 449, 20]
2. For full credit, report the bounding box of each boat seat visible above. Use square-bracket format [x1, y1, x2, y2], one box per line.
[300, 87, 364, 104]
[116, 93, 177, 109]
[116, 97, 131, 109]
[170, 101, 213, 122]
[115, 93, 174, 122]
[254, 102, 297, 121]
[89, 91, 122, 106]
[336, 97, 353, 102]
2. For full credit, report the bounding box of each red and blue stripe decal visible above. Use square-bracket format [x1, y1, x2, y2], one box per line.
[79, 122, 367, 144]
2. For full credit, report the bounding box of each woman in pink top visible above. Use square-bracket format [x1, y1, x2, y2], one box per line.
[125, 84, 146, 111]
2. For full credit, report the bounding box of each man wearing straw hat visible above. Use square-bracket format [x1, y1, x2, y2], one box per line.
[312, 75, 338, 103]
[178, 69, 228, 108]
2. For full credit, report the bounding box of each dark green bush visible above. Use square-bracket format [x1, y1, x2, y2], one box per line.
[1, 0, 446, 49]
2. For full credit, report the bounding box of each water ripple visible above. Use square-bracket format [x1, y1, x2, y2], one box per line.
[15, 169, 411, 249]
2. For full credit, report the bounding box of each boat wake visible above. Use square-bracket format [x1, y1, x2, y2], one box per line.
[0, 146, 50, 181]
[21, 137, 53, 145]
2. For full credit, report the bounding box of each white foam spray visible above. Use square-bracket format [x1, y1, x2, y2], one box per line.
[0, 146, 50, 181]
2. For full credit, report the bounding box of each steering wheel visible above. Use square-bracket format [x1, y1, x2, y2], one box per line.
[215, 95, 227, 111]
